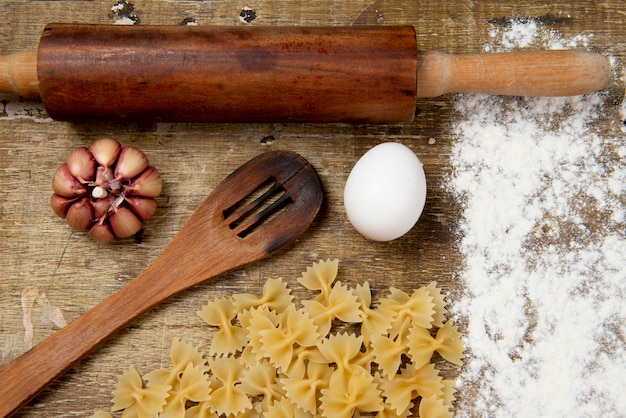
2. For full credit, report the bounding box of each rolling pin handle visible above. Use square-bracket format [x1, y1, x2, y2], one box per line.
[0, 50, 40, 99]
[416, 49, 611, 97]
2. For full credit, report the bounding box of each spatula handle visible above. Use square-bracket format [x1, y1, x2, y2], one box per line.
[0, 273, 158, 417]
[416, 49, 610, 97]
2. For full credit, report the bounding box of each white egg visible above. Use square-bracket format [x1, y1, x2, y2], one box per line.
[343, 142, 427, 241]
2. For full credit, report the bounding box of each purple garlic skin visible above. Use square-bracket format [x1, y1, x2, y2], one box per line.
[50, 138, 162, 241]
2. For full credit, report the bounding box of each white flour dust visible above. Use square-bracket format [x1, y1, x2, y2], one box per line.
[450, 22, 626, 417]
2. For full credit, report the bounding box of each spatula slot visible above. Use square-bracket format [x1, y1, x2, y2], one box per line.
[223, 177, 293, 238]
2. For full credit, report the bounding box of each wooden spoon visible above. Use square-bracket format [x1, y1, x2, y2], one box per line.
[0, 150, 324, 417]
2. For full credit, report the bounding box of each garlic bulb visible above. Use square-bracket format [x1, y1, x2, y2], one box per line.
[50, 139, 163, 242]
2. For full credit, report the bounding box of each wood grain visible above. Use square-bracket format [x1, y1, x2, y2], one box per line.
[416, 49, 610, 97]
[36, 24, 417, 123]
[0, 1, 624, 417]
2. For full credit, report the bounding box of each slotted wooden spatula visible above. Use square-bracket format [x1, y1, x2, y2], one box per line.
[0, 150, 324, 417]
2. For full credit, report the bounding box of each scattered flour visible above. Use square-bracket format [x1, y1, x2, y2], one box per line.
[450, 21, 626, 417]
[485, 19, 591, 52]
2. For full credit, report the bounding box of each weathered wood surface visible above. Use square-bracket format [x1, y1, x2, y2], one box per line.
[0, 1, 624, 416]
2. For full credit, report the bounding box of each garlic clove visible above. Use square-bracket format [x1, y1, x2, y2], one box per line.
[92, 197, 112, 219]
[66, 147, 96, 183]
[65, 198, 94, 231]
[50, 194, 75, 218]
[110, 206, 143, 238]
[114, 146, 149, 180]
[94, 165, 107, 187]
[124, 166, 163, 198]
[90, 138, 121, 168]
[89, 221, 116, 242]
[52, 163, 88, 198]
[125, 196, 158, 221]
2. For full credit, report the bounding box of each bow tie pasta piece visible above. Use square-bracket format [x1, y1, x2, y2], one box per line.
[198, 296, 236, 327]
[354, 282, 394, 345]
[407, 321, 465, 368]
[111, 366, 170, 418]
[380, 363, 444, 415]
[263, 396, 303, 418]
[242, 306, 281, 362]
[145, 338, 208, 388]
[259, 305, 320, 372]
[371, 382, 415, 418]
[238, 305, 280, 329]
[208, 355, 252, 416]
[161, 363, 212, 418]
[233, 278, 293, 314]
[406, 324, 439, 369]
[433, 322, 464, 366]
[369, 376, 415, 418]
[318, 332, 368, 393]
[239, 359, 285, 412]
[183, 401, 219, 418]
[419, 381, 458, 418]
[317, 332, 363, 370]
[441, 379, 458, 410]
[419, 395, 452, 418]
[319, 367, 384, 418]
[379, 287, 436, 341]
[198, 296, 247, 355]
[370, 330, 410, 378]
[302, 281, 362, 338]
[283, 343, 327, 379]
[425, 281, 448, 328]
[281, 361, 333, 415]
[297, 259, 339, 302]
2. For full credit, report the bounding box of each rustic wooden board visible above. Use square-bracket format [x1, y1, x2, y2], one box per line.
[0, 1, 624, 416]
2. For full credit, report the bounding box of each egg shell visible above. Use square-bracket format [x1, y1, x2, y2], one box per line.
[343, 142, 427, 241]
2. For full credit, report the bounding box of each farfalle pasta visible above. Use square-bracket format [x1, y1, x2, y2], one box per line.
[198, 296, 247, 356]
[111, 366, 170, 418]
[92, 259, 463, 418]
[407, 321, 465, 368]
[281, 361, 332, 414]
[239, 359, 285, 412]
[380, 286, 437, 335]
[160, 363, 211, 418]
[380, 363, 445, 414]
[208, 355, 252, 416]
[354, 281, 394, 345]
[302, 281, 362, 337]
[144, 338, 207, 388]
[370, 330, 411, 378]
[258, 304, 320, 372]
[297, 258, 339, 302]
[320, 367, 384, 418]
[233, 277, 293, 314]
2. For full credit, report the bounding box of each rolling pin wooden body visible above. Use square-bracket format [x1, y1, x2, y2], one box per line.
[0, 23, 611, 123]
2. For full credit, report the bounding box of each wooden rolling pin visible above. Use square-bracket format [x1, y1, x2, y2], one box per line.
[0, 24, 611, 123]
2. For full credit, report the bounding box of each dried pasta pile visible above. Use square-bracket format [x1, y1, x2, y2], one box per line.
[92, 259, 463, 418]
